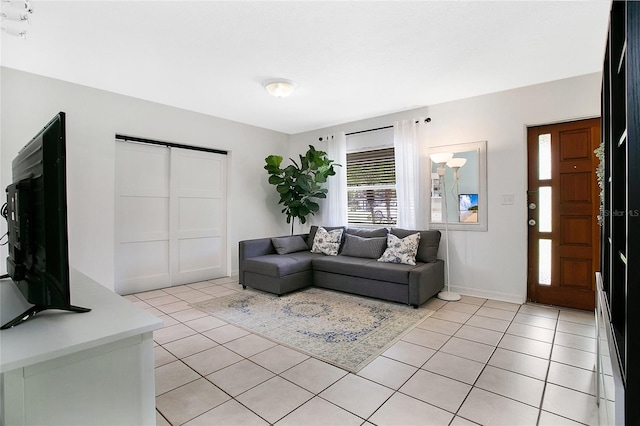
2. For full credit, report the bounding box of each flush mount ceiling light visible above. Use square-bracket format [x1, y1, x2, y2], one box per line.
[263, 79, 296, 98]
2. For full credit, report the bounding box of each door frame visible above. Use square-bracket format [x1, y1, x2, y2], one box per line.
[525, 117, 601, 310]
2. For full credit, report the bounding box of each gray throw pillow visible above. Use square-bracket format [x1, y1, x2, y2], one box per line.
[390, 228, 441, 263]
[345, 227, 388, 238]
[340, 233, 387, 259]
[271, 236, 309, 255]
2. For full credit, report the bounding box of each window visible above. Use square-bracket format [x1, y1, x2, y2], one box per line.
[346, 148, 397, 225]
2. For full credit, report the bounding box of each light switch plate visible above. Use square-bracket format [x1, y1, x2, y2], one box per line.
[502, 194, 514, 205]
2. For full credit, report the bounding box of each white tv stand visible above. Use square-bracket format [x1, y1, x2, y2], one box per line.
[0, 269, 162, 425]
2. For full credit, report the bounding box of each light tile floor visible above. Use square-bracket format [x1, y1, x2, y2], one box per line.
[124, 277, 604, 426]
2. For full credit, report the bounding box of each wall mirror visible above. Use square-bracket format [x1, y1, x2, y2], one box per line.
[428, 140, 487, 231]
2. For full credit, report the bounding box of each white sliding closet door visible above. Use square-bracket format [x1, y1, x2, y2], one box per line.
[115, 142, 171, 294]
[170, 148, 227, 286]
[115, 142, 227, 294]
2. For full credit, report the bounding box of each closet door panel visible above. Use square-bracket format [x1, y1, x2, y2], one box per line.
[115, 142, 171, 294]
[170, 148, 227, 286]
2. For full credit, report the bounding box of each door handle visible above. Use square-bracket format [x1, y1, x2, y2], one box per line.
[529, 219, 536, 226]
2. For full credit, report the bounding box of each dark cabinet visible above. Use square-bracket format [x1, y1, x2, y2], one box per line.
[598, 1, 640, 424]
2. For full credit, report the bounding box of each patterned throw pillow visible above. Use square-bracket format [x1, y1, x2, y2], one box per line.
[391, 228, 441, 263]
[310, 226, 344, 256]
[377, 232, 421, 265]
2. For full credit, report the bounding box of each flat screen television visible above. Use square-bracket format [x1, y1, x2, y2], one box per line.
[1, 112, 90, 330]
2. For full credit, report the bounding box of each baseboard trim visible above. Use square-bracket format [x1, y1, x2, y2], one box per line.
[449, 285, 526, 305]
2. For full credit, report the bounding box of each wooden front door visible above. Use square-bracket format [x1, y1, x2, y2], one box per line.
[527, 118, 600, 311]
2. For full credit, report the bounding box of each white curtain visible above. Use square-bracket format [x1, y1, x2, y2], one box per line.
[325, 132, 347, 226]
[394, 120, 421, 229]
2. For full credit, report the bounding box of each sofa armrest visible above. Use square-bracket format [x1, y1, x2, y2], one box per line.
[408, 260, 445, 307]
[239, 234, 309, 284]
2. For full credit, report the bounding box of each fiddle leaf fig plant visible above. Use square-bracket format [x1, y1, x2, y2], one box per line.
[265, 145, 340, 234]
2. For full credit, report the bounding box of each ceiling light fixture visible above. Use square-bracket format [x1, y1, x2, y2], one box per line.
[263, 79, 296, 98]
[1, 0, 33, 38]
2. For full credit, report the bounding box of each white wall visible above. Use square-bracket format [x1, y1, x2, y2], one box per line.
[1, 67, 290, 290]
[1, 68, 601, 301]
[290, 73, 602, 303]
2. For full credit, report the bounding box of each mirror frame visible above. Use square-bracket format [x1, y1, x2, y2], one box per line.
[428, 140, 487, 231]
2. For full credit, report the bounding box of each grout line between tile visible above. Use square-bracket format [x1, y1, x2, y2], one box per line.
[534, 303, 559, 425]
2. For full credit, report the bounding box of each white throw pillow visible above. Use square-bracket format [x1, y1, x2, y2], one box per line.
[377, 232, 421, 265]
[310, 226, 343, 256]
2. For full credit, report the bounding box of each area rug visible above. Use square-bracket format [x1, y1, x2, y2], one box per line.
[192, 287, 434, 372]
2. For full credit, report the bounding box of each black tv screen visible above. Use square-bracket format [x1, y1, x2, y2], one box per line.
[2, 112, 89, 329]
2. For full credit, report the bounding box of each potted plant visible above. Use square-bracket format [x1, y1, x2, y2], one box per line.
[265, 145, 340, 234]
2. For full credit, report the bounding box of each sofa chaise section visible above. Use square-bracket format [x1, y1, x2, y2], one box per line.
[239, 236, 321, 295]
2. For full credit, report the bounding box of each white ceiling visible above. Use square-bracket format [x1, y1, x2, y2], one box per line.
[1, 1, 611, 134]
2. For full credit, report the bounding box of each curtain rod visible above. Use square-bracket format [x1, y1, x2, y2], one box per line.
[318, 117, 431, 141]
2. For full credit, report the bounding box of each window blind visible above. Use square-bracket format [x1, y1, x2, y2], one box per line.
[346, 148, 397, 225]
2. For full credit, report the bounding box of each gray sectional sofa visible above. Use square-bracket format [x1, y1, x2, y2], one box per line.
[239, 226, 445, 308]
